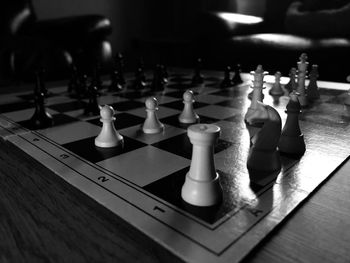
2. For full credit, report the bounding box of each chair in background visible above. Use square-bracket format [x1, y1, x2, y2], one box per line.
[194, 0, 350, 81]
[0, 0, 113, 85]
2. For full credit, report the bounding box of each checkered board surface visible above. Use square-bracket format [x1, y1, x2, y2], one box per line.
[0, 69, 349, 263]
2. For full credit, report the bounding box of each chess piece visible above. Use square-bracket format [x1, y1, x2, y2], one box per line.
[344, 75, 350, 106]
[345, 89, 350, 106]
[76, 73, 88, 98]
[231, 63, 243, 85]
[191, 58, 204, 85]
[245, 101, 282, 173]
[306, 64, 320, 101]
[160, 64, 168, 83]
[178, 90, 200, 124]
[245, 65, 267, 121]
[91, 62, 103, 90]
[296, 53, 309, 107]
[85, 84, 100, 115]
[133, 67, 147, 89]
[35, 67, 49, 97]
[95, 105, 123, 148]
[109, 69, 123, 92]
[151, 64, 166, 91]
[30, 85, 53, 129]
[269, 71, 284, 96]
[68, 64, 79, 93]
[181, 123, 222, 206]
[142, 97, 164, 134]
[220, 66, 233, 88]
[285, 67, 297, 93]
[114, 52, 126, 85]
[279, 91, 306, 156]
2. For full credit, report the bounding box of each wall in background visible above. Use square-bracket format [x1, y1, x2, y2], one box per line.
[33, 0, 154, 61]
[32, 0, 260, 67]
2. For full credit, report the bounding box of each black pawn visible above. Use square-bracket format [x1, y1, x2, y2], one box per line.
[35, 68, 49, 97]
[279, 91, 306, 156]
[74, 73, 88, 99]
[109, 70, 123, 92]
[285, 67, 297, 93]
[306, 64, 320, 101]
[68, 65, 79, 93]
[30, 87, 53, 129]
[191, 58, 204, 85]
[133, 67, 147, 89]
[151, 64, 165, 91]
[85, 84, 100, 116]
[160, 64, 168, 83]
[91, 63, 103, 90]
[231, 64, 243, 85]
[220, 66, 233, 88]
[115, 53, 126, 85]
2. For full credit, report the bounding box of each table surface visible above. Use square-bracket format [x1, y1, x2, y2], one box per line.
[0, 75, 350, 263]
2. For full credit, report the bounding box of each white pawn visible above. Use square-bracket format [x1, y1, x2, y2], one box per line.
[95, 105, 123, 148]
[181, 124, 222, 207]
[269, 71, 284, 96]
[142, 97, 164, 134]
[179, 90, 200, 124]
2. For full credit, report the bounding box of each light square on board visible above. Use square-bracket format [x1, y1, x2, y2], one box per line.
[96, 145, 190, 187]
[196, 94, 228, 104]
[126, 105, 181, 119]
[97, 95, 127, 106]
[37, 121, 101, 144]
[3, 108, 58, 122]
[195, 105, 241, 120]
[119, 124, 186, 145]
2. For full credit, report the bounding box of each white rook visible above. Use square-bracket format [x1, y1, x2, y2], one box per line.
[181, 123, 222, 206]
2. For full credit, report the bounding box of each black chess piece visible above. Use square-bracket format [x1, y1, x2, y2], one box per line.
[191, 58, 204, 85]
[85, 84, 100, 116]
[109, 69, 123, 92]
[231, 64, 243, 85]
[91, 62, 103, 90]
[68, 64, 79, 93]
[220, 66, 233, 88]
[160, 64, 168, 83]
[76, 73, 89, 98]
[137, 57, 147, 82]
[30, 87, 53, 129]
[35, 67, 49, 97]
[151, 64, 165, 91]
[114, 52, 126, 85]
[133, 67, 147, 89]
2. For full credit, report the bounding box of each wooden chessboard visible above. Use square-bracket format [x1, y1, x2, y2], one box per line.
[0, 68, 349, 263]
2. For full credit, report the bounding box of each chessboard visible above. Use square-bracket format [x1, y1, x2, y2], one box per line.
[0, 67, 349, 263]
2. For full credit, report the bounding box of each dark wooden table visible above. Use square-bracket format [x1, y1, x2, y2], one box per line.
[0, 76, 349, 263]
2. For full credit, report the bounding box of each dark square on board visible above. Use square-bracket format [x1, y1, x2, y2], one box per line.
[62, 135, 146, 163]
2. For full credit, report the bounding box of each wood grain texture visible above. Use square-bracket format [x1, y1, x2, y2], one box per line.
[0, 140, 182, 263]
[1, 74, 350, 262]
[1, 131, 350, 263]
